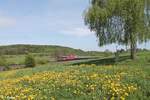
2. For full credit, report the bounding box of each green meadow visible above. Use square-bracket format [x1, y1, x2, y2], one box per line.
[0, 51, 149, 100]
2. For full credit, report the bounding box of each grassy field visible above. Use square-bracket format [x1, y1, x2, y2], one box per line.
[0, 51, 149, 100]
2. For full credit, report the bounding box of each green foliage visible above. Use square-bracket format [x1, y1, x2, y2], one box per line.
[0, 45, 85, 55]
[0, 62, 149, 99]
[0, 44, 104, 56]
[25, 54, 35, 68]
[84, 0, 150, 59]
[36, 59, 49, 65]
[0, 56, 7, 66]
[0, 45, 112, 58]
[0, 56, 9, 70]
[0, 51, 149, 99]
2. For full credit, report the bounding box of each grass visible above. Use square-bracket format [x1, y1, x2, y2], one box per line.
[4, 54, 52, 65]
[72, 51, 150, 66]
[0, 65, 149, 100]
[0, 51, 149, 100]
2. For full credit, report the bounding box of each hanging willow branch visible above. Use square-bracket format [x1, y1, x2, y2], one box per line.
[84, 0, 150, 59]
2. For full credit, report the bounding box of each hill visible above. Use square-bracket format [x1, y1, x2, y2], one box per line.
[0, 44, 83, 55]
[0, 44, 111, 56]
[0, 44, 112, 70]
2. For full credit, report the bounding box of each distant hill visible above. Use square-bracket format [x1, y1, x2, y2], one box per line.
[0, 44, 112, 56]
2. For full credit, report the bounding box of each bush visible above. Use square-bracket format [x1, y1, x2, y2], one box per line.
[0, 56, 7, 66]
[25, 54, 35, 67]
[0, 56, 9, 70]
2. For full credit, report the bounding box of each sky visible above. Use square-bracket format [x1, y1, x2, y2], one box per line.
[0, 0, 149, 51]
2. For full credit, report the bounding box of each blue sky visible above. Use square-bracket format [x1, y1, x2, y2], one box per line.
[0, 0, 149, 51]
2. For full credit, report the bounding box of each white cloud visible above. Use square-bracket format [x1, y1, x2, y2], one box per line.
[60, 27, 94, 37]
[0, 17, 16, 28]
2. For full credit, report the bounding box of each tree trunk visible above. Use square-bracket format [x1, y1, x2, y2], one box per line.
[130, 43, 136, 60]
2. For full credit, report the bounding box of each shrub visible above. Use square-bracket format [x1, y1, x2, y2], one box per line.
[25, 54, 35, 67]
[0, 56, 7, 66]
[0, 56, 9, 70]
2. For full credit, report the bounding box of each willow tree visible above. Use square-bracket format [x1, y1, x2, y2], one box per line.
[84, 0, 150, 59]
